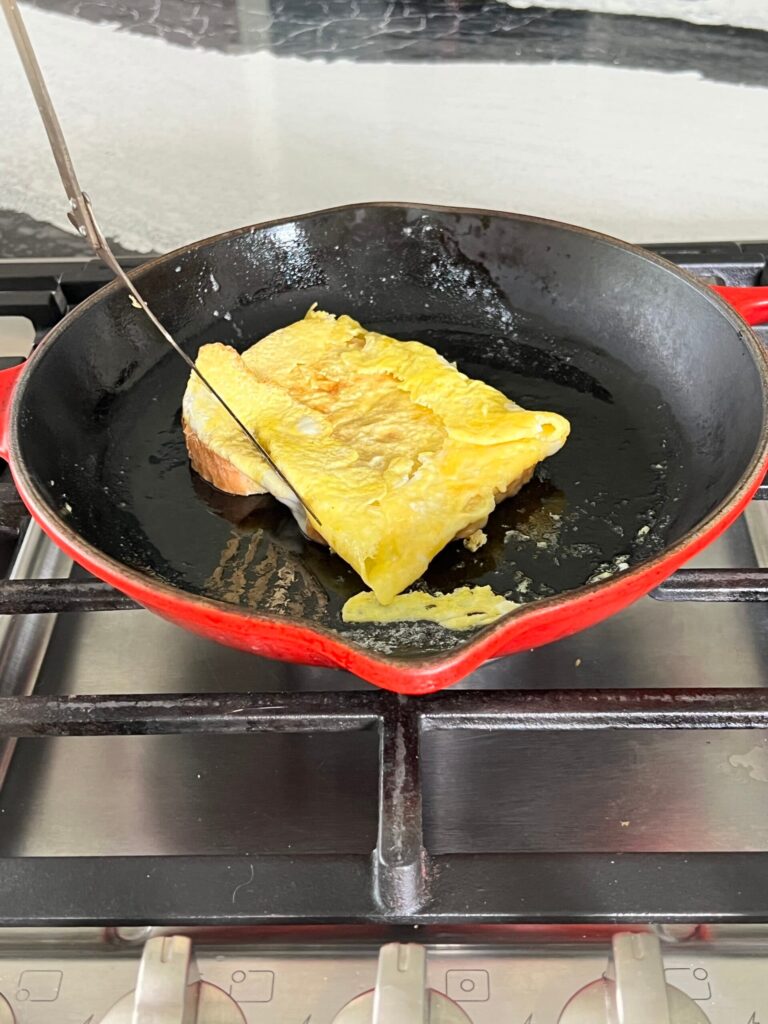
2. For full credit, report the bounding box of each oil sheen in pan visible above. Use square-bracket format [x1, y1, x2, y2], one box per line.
[91, 311, 684, 658]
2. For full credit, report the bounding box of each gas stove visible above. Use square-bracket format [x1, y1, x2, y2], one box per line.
[0, 241, 768, 1021]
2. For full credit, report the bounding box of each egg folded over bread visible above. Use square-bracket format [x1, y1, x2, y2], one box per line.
[182, 309, 570, 605]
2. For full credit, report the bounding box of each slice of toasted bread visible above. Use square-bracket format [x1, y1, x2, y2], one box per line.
[182, 310, 570, 604]
[183, 417, 266, 497]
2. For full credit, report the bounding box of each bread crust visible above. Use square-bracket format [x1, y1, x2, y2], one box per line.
[182, 417, 266, 497]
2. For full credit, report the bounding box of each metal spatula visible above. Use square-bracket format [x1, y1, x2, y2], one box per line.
[1, 0, 320, 527]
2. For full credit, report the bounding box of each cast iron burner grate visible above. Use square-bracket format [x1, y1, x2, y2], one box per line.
[0, 244, 767, 927]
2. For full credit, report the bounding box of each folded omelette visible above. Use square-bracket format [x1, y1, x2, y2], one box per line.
[182, 309, 570, 605]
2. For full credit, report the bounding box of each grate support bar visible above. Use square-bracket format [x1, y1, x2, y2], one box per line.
[653, 568, 768, 601]
[1, 853, 768, 926]
[2, 689, 768, 738]
[0, 578, 138, 613]
[374, 697, 428, 914]
[0, 691, 381, 736]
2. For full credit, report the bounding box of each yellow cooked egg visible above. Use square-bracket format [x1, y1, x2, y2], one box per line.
[342, 586, 519, 631]
[183, 309, 570, 605]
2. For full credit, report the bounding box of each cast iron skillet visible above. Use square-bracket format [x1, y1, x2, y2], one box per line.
[1, 204, 767, 694]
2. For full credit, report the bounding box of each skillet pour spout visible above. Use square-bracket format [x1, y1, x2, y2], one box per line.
[0, 204, 766, 694]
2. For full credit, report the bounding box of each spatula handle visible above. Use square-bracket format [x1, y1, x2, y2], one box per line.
[0, 0, 102, 252]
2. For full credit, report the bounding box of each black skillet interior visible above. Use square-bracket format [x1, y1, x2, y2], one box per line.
[15, 206, 766, 657]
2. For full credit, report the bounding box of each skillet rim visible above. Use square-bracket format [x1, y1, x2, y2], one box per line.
[8, 201, 768, 684]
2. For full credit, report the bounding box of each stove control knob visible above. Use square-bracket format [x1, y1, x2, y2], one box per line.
[559, 933, 710, 1024]
[100, 935, 245, 1023]
[0, 996, 14, 1024]
[332, 943, 473, 1024]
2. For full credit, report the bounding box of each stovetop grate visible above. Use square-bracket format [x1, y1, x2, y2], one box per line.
[0, 243, 767, 927]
